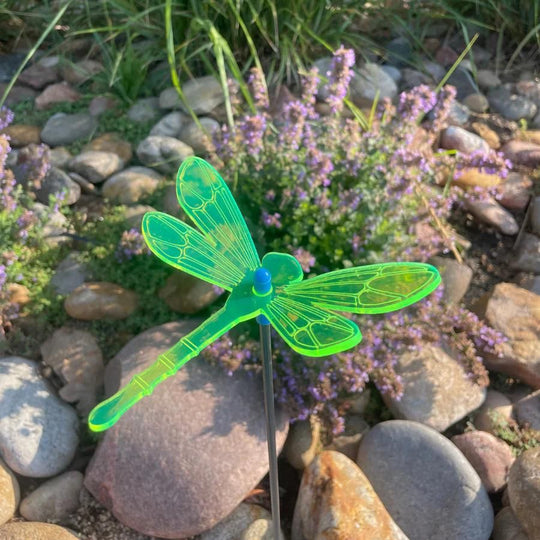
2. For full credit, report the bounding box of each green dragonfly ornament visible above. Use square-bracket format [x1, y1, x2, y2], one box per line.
[88, 157, 441, 432]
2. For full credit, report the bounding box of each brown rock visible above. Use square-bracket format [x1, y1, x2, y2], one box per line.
[464, 197, 519, 235]
[515, 129, 540, 145]
[473, 282, 540, 389]
[102, 166, 163, 204]
[7, 283, 30, 305]
[435, 45, 458, 66]
[0, 522, 79, 539]
[511, 233, 540, 274]
[18, 62, 59, 89]
[64, 282, 137, 320]
[514, 390, 540, 431]
[292, 450, 407, 540]
[283, 418, 321, 470]
[0, 83, 37, 106]
[158, 272, 221, 314]
[451, 430, 515, 492]
[89, 96, 117, 117]
[430, 256, 473, 304]
[68, 151, 124, 183]
[474, 389, 514, 434]
[35, 82, 80, 110]
[0, 458, 19, 526]
[40, 326, 104, 415]
[507, 447, 540, 539]
[471, 122, 501, 149]
[1, 125, 41, 146]
[492, 507, 528, 540]
[513, 272, 540, 295]
[501, 140, 540, 167]
[60, 59, 103, 85]
[453, 168, 502, 189]
[83, 132, 133, 163]
[498, 172, 533, 211]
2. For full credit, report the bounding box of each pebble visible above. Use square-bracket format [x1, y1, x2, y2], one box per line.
[477, 69, 501, 90]
[50, 252, 90, 295]
[40, 326, 104, 416]
[283, 418, 320, 469]
[0, 458, 19, 526]
[84, 321, 289, 538]
[501, 139, 540, 167]
[102, 166, 163, 204]
[451, 430, 515, 492]
[60, 59, 102, 85]
[0, 52, 26, 82]
[473, 282, 540, 388]
[89, 95, 117, 116]
[350, 62, 398, 104]
[447, 100, 470, 125]
[423, 60, 445, 83]
[463, 93, 489, 113]
[440, 126, 490, 154]
[64, 282, 137, 320]
[507, 447, 540, 539]
[464, 197, 519, 235]
[430, 256, 473, 304]
[357, 420, 494, 539]
[1, 124, 41, 146]
[383, 344, 486, 431]
[199, 503, 280, 540]
[515, 80, 540, 106]
[385, 36, 412, 67]
[498, 172, 532, 211]
[447, 67, 479, 99]
[488, 87, 538, 121]
[0, 522, 80, 539]
[292, 450, 407, 540]
[35, 167, 81, 205]
[18, 62, 58, 89]
[127, 97, 161, 123]
[381, 65, 402, 84]
[180, 75, 226, 114]
[453, 168, 502, 189]
[68, 150, 124, 183]
[470, 122, 501, 149]
[158, 271, 221, 313]
[492, 507, 528, 540]
[510, 233, 540, 274]
[136, 135, 194, 174]
[0, 356, 79, 477]
[159, 86, 185, 109]
[513, 390, 540, 430]
[68, 171, 96, 194]
[435, 45, 458, 66]
[180, 117, 220, 153]
[41, 112, 98, 147]
[20, 470, 83, 521]
[474, 389, 513, 434]
[83, 132, 133, 163]
[149, 111, 186, 138]
[49, 146, 72, 168]
[0, 83, 37, 106]
[35, 81, 81, 110]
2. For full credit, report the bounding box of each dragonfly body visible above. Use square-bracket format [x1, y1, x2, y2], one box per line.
[88, 157, 441, 432]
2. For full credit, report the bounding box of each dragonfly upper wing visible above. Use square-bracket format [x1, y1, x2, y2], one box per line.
[176, 157, 260, 276]
[263, 293, 362, 357]
[142, 211, 245, 290]
[283, 262, 440, 314]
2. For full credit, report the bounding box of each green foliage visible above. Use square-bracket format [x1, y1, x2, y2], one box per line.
[489, 410, 540, 456]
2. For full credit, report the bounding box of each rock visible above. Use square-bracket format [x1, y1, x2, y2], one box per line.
[0, 52, 25, 82]
[0, 458, 19, 526]
[530, 196, 540, 236]
[441, 126, 490, 154]
[477, 70, 501, 90]
[498, 173, 532, 211]
[350, 63, 398, 104]
[18, 62, 58, 89]
[435, 45, 458, 66]
[159, 87, 184, 109]
[68, 151, 124, 183]
[35, 167, 81, 205]
[453, 168, 502, 189]
[492, 507, 528, 540]
[381, 65, 402, 84]
[0, 83, 37, 106]
[102, 166, 163, 204]
[49, 146, 72, 168]
[84, 321, 288, 538]
[470, 122, 501, 149]
[514, 390, 540, 430]
[127, 97, 161, 123]
[501, 140, 540, 168]
[68, 171, 96, 194]
[136, 135, 194, 175]
[50, 252, 89, 295]
[515, 80, 540, 107]
[283, 418, 320, 470]
[386, 36, 412, 67]
[199, 503, 279, 540]
[0, 356, 79, 477]
[430, 256, 473, 304]
[179, 117, 220, 153]
[60, 59, 102, 85]
[357, 420, 493, 539]
[158, 271, 220, 313]
[447, 100, 470, 125]
[515, 129, 540, 146]
[473, 282, 540, 389]
[464, 197, 519, 235]
[123, 204, 157, 230]
[64, 282, 137, 320]
[488, 87, 537, 121]
[89, 95, 117, 116]
[382, 344, 486, 431]
[181, 75, 225, 114]
[162, 183, 182, 216]
[325, 432, 365, 461]
[35, 82, 80, 110]
[40, 326, 104, 416]
[149, 111, 186, 137]
[0, 522, 80, 539]
[451, 431, 515, 492]
[447, 67, 479, 99]
[311, 57, 334, 101]
[511, 233, 540, 273]
[6, 283, 30, 306]
[474, 389, 513, 434]
[532, 111, 540, 129]
[1, 124, 41, 146]
[83, 132, 132, 163]
[464, 93, 489, 113]
[41, 113, 98, 147]
[507, 447, 540, 539]
[20, 470, 83, 521]
[513, 272, 540, 295]
[423, 60, 445, 83]
[292, 450, 407, 540]
[34, 204, 70, 245]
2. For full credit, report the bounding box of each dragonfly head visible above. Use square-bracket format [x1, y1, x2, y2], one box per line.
[253, 267, 273, 296]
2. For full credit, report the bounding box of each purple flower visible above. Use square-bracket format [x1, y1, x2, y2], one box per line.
[292, 247, 316, 272]
[325, 46, 355, 114]
[115, 228, 151, 261]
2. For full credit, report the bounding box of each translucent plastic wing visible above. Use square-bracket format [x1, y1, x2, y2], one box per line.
[142, 211, 245, 290]
[283, 262, 441, 314]
[263, 294, 361, 357]
[176, 157, 260, 276]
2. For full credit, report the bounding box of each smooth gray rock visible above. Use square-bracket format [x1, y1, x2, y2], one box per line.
[136, 135, 194, 174]
[514, 390, 540, 431]
[430, 256, 473, 304]
[149, 111, 186, 137]
[356, 420, 494, 540]
[351, 63, 398, 103]
[440, 126, 490, 154]
[127, 97, 160, 123]
[447, 67, 479, 99]
[531, 195, 540, 235]
[68, 151, 124, 183]
[510, 233, 540, 273]
[102, 166, 163, 204]
[488, 87, 538, 121]
[40, 113, 98, 147]
[0, 357, 79, 477]
[464, 197, 519, 236]
[50, 252, 89, 295]
[35, 167, 81, 206]
[476, 70, 501, 90]
[84, 321, 289, 539]
[179, 117, 219, 153]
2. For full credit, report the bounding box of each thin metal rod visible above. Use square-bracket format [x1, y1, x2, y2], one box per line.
[259, 323, 281, 539]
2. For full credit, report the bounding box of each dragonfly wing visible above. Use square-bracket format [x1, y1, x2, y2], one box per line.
[142, 211, 245, 290]
[283, 262, 441, 314]
[176, 157, 261, 276]
[263, 293, 361, 357]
